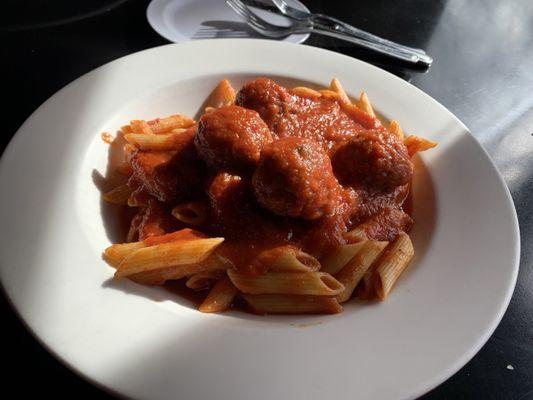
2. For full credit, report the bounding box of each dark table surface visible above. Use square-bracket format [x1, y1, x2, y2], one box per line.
[1, 0, 532, 399]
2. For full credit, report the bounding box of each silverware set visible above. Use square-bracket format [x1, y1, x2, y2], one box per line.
[226, 0, 433, 67]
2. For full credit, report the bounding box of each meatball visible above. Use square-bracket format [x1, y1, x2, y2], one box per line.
[252, 137, 342, 220]
[195, 105, 273, 171]
[332, 131, 413, 190]
[236, 77, 292, 130]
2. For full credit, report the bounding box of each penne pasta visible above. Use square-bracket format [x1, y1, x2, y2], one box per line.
[374, 232, 414, 300]
[389, 120, 404, 140]
[126, 212, 142, 243]
[143, 228, 208, 245]
[124, 131, 188, 151]
[172, 202, 209, 226]
[104, 241, 146, 268]
[344, 225, 369, 243]
[199, 276, 239, 313]
[104, 229, 209, 268]
[291, 86, 322, 99]
[186, 270, 223, 290]
[127, 187, 151, 207]
[147, 115, 195, 134]
[203, 79, 236, 109]
[253, 246, 321, 272]
[320, 242, 366, 275]
[128, 253, 231, 285]
[114, 237, 224, 279]
[102, 183, 132, 205]
[357, 91, 375, 117]
[130, 120, 153, 135]
[227, 270, 344, 296]
[330, 77, 351, 105]
[242, 294, 342, 315]
[341, 101, 379, 129]
[319, 89, 340, 99]
[404, 135, 438, 157]
[335, 240, 388, 303]
[357, 264, 377, 300]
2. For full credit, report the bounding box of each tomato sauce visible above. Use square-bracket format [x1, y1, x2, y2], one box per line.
[126, 78, 414, 275]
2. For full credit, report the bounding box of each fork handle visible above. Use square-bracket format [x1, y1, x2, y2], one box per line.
[313, 25, 433, 67]
[311, 14, 430, 59]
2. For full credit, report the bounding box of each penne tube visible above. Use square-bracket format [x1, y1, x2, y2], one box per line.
[115, 237, 224, 279]
[357, 91, 375, 117]
[344, 225, 368, 243]
[389, 120, 404, 140]
[130, 120, 153, 135]
[242, 294, 342, 315]
[170, 127, 189, 134]
[330, 77, 351, 105]
[291, 86, 322, 99]
[319, 89, 339, 99]
[147, 115, 195, 134]
[143, 228, 207, 245]
[124, 131, 187, 151]
[253, 246, 321, 272]
[341, 102, 379, 129]
[123, 143, 137, 162]
[104, 229, 209, 268]
[128, 253, 230, 285]
[320, 242, 366, 275]
[186, 270, 223, 290]
[172, 202, 209, 226]
[227, 270, 344, 296]
[126, 212, 142, 243]
[357, 264, 377, 300]
[102, 184, 132, 205]
[203, 79, 236, 109]
[335, 240, 388, 303]
[127, 187, 151, 207]
[404, 135, 438, 157]
[104, 242, 146, 268]
[199, 276, 239, 313]
[374, 232, 414, 300]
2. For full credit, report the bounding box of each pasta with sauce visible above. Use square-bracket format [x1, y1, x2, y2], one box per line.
[102, 77, 436, 314]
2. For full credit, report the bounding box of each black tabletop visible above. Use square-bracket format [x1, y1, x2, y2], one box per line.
[2, 0, 532, 399]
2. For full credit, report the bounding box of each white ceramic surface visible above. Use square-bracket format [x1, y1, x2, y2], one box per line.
[0, 40, 519, 400]
[147, 0, 311, 43]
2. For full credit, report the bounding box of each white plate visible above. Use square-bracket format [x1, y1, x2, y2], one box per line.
[0, 40, 519, 400]
[147, 0, 311, 44]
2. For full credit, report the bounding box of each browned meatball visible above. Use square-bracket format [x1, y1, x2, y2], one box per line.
[195, 105, 273, 170]
[236, 77, 292, 131]
[252, 137, 342, 220]
[332, 131, 413, 190]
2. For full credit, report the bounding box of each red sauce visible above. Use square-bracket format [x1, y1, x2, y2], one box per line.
[126, 78, 414, 275]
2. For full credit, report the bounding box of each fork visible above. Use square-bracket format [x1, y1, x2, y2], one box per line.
[271, 0, 431, 60]
[226, 0, 432, 66]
